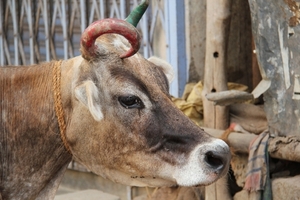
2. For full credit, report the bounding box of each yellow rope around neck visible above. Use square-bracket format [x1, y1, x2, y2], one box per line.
[52, 60, 72, 154]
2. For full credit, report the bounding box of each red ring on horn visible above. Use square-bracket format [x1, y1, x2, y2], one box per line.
[80, 18, 141, 60]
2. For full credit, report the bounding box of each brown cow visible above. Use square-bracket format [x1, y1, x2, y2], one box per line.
[0, 1, 230, 199]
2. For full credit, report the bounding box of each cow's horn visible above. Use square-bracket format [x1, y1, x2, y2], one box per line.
[80, 1, 148, 60]
[125, 0, 149, 27]
[80, 18, 141, 60]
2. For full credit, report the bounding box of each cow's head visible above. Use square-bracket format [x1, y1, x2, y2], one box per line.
[64, 0, 230, 187]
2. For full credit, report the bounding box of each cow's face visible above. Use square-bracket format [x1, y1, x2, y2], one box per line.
[64, 34, 231, 187]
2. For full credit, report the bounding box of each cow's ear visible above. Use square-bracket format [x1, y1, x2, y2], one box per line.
[148, 56, 174, 83]
[74, 80, 103, 121]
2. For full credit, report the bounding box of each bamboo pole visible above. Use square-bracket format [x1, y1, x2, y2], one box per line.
[205, 90, 254, 106]
[202, 0, 232, 130]
[202, 0, 232, 199]
[204, 127, 256, 153]
[204, 127, 300, 163]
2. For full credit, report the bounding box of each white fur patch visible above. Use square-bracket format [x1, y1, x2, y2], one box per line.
[74, 80, 103, 121]
[111, 37, 130, 51]
[171, 139, 230, 186]
[148, 56, 174, 83]
[2, 110, 7, 123]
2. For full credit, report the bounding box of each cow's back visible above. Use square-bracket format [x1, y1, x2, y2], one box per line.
[0, 62, 72, 199]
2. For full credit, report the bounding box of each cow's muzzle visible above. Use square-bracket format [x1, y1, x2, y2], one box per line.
[171, 138, 231, 187]
[204, 143, 230, 173]
[200, 138, 231, 176]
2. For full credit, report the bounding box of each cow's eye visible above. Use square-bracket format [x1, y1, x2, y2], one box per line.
[118, 95, 144, 109]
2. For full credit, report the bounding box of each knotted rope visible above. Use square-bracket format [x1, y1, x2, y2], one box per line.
[52, 60, 72, 154]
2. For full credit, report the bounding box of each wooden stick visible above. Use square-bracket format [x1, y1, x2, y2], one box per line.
[202, 0, 232, 130]
[204, 127, 256, 153]
[204, 127, 300, 163]
[202, 0, 232, 199]
[205, 90, 254, 106]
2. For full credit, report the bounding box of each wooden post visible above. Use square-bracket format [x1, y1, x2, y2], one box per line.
[202, 0, 232, 199]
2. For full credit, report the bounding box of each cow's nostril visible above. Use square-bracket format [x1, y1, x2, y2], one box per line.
[204, 151, 224, 171]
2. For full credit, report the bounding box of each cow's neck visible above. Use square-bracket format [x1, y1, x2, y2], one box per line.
[0, 63, 72, 199]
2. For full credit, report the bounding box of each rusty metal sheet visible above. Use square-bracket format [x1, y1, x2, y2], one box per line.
[248, 0, 300, 136]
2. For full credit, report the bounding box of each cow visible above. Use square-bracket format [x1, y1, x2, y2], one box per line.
[0, 1, 230, 199]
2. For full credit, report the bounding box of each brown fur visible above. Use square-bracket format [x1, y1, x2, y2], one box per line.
[62, 53, 209, 177]
[0, 62, 72, 199]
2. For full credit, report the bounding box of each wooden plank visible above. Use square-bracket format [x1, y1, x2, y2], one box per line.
[202, 0, 232, 199]
[204, 127, 256, 153]
[205, 127, 300, 163]
[202, 0, 232, 130]
[205, 90, 254, 106]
